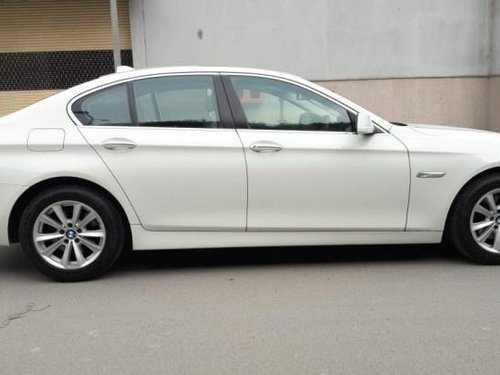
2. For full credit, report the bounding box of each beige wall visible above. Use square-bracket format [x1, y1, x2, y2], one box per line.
[318, 77, 497, 131]
[490, 77, 500, 132]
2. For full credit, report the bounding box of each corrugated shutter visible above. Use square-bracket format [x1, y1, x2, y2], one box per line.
[0, 0, 132, 116]
[0, 90, 60, 116]
[0, 0, 131, 53]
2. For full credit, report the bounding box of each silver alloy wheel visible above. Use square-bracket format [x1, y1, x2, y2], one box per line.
[32, 200, 106, 270]
[470, 189, 500, 254]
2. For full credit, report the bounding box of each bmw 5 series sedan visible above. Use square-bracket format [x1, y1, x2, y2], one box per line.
[1, 66, 500, 281]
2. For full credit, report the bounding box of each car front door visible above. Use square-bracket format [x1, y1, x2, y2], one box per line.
[222, 74, 410, 231]
[73, 74, 247, 231]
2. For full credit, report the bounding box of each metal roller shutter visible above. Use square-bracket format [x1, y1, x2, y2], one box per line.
[0, 0, 132, 116]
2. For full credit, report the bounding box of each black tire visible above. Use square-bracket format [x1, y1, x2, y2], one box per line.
[448, 174, 500, 264]
[19, 185, 126, 281]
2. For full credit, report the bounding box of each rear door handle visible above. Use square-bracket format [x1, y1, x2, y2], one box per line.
[102, 139, 137, 151]
[249, 141, 284, 153]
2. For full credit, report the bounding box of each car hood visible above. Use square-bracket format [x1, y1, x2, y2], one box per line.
[390, 123, 500, 161]
[407, 123, 497, 138]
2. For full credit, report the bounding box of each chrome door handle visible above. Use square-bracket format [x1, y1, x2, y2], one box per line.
[102, 139, 137, 151]
[249, 142, 284, 153]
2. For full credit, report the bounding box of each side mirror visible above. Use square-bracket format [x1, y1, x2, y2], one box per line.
[356, 113, 376, 135]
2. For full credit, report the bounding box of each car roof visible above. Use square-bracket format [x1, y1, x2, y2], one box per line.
[107, 65, 299, 78]
[96, 66, 309, 87]
[56, 65, 312, 100]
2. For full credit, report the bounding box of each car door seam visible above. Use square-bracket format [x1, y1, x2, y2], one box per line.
[219, 73, 250, 231]
[235, 130, 250, 231]
[74, 125, 144, 226]
[388, 131, 412, 231]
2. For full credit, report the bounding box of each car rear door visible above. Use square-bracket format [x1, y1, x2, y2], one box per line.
[72, 74, 247, 231]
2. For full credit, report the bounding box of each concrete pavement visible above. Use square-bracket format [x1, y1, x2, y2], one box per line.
[0, 244, 499, 374]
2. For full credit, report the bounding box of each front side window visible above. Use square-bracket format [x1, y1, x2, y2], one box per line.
[229, 76, 354, 132]
[72, 84, 131, 126]
[133, 76, 220, 128]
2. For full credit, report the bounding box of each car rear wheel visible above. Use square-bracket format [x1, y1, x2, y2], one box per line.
[19, 185, 125, 281]
[448, 174, 500, 264]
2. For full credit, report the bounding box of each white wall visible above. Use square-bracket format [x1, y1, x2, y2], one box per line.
[130, 0, 494, 80]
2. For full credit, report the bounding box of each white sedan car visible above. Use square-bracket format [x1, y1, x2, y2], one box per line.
[1, 66, 500, 281]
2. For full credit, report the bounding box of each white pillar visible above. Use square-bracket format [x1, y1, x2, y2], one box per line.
[110, 0, 122, 70]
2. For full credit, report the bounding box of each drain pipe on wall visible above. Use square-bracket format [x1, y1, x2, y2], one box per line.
[110, 0, 122, 70]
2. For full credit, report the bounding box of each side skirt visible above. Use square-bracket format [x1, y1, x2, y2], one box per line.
[131, 226, 443, 250]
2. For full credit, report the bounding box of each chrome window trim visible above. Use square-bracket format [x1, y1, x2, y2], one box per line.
[66, 70, 387, 134]
[66, 71, 221, 128]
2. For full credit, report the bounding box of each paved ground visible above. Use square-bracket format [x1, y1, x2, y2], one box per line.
[0, 244, 500, 374]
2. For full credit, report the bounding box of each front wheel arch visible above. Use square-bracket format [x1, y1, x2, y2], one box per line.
[444, 167, 500, 239]
[8, 177, 132, 249]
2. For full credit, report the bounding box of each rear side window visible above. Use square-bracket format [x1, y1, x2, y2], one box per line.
[72, 84, 131, 126]
[72, 75, 220, 129]
[132, 76, 219, 128]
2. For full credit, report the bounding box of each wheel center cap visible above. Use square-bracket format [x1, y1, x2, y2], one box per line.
[496, 216, 500, 225]
[66, 230, 77, 239]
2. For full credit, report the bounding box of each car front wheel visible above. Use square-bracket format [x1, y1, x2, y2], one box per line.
[19, 185, 126, 281]
[448, 174, 500, 264]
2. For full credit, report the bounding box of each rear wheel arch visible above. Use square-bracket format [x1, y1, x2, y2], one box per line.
[8, 177, 132, 248]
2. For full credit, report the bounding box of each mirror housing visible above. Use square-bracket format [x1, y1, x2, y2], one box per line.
[356, 113, 376, 135]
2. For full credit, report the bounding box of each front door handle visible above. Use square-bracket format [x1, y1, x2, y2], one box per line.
[102, 139, 137, 151]
[249, 141, 284, 153]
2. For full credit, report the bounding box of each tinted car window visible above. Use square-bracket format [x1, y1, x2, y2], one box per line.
[133, 76, 219, 128]
[72, 84, 131, 126]
[229, 76, 354, 132]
